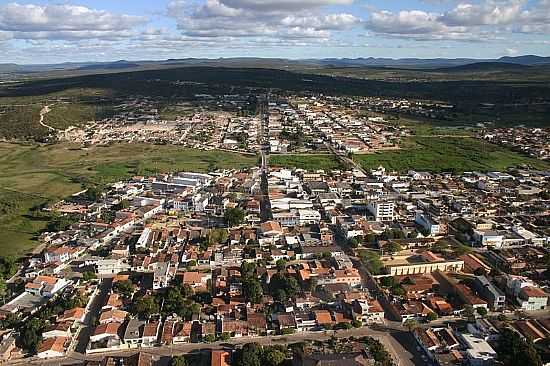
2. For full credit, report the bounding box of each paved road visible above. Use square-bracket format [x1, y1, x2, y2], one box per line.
[74, 278, 113, 354]
[21, 324, 421, 366]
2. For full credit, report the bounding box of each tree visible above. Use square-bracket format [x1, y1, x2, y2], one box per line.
[497, 328, 542, 366]
[100, 210, 116, 223]
[361, 251, 383, 275]
[275, 259, 286, 272]
[208, 228, 229, 245]
[385, 241, 402, 254]
[379, 276, 395, 288]
[132, 295, 159, 319]
[237, 343, 262, 366]
[0, 277, 7, 303]
[113, 279, 134, 298]
[171, 356, 188, 366]
[114, 199, 130, 211]
[348, 237, 359, 248]
[391, 286, 405, 297]
[427, 312, 438, 322]
[203, 334, 216, 343]
[241, 262, 257, 278]
[262, 346, 286, 366]
[82, 271, 96, 282]
[224, 207, 245, 227]
[462, 305, 475, 321]
[0, 256, 18, 278]
[84, 186, 102, 201]
[365, 233, 377, 245]
[476, 307, 488, 317]
[351, 319, 362, 328]
[242, 278, 263, 304]
[269, 273, 299, 302]
[219, 332, 231, 341]
[17, 318, 44, 353]
[404, 319, 419, 332]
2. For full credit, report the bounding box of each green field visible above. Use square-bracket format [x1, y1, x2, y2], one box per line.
[354, 137, 550, 173]
[0, 143, 257, 255]
[269, 154, 345, 171]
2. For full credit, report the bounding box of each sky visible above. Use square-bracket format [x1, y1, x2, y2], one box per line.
[0, 0, 549, 64]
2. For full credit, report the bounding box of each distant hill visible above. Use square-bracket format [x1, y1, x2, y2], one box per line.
[497, 55, 550, 65]
[431, 62, 531, 72]
[78, 60, 140, 70]
[2, 55, 550, 76]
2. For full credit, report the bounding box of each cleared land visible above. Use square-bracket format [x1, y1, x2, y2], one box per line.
[0, 143, 257, 255]
[269, 154, 345, 171]
[353, 136, 550, 173]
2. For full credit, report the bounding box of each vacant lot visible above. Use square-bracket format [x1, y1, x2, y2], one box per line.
[354, 137, 550, 173]
[0, 142, 257, 255]
[269, 154, 345, 171]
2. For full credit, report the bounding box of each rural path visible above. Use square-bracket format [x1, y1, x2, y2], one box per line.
[39, 105, 56, 131]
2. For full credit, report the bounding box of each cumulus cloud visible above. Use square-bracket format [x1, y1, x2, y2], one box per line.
[0, 3, 146, 40]
[219, 0, 354, 12]
[167, 0, 360, 43]
[364, 0, 550, 41]
[440, 0, 525, 26]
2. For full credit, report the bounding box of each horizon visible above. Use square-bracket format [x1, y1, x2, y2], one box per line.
[3, 53, 549, 67]
[0, 1, 549, 63]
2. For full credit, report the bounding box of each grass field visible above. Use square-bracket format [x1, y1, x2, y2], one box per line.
[354, 137, 550, 173]
[269, 154, 345, 171]
[0, 142, 257, 255]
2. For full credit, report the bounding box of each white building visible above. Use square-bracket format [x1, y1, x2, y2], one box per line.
[298, 209, 321, 225]
[368, 200, 395, 222]
[460, 333, 497, 366]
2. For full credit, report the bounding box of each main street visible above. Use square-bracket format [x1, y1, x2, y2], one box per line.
[20, 322, 422, 366]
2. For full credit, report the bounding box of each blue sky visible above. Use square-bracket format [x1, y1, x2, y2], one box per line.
[0, 0, 549, 63]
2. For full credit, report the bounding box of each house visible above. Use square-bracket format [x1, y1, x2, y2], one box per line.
[275, 313, 296, 332]
[24, 275, 68, 298]
[173, 321, 193, 343]
[103, 293, 124, 311]
[44, 246, 80, 264]
[472, 276, 505, 311]
[460, 333, 497, 366]
[57, 307, 85, 324]
[211, 350, 231, 366]
[90, 322, 122, 343]
[294, 311, 317, 332]
[221, 319, 248, 337]
[518, 286, 549, 311]
[142, 321, 160, 347]
[260, 221, 283, 237]
[36, 336, 67, 359]
[350, 299, 385, 324]
[42, 322, 72, 339]
[314, 310, 334, 327]
[123, 319, 146, 347]
[247, 312, 268, 336]
[99, 309, 128, 324]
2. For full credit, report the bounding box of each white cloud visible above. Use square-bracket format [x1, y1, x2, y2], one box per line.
[440, 0, 525, 26]
[364, 0, 550, 41]
[168, 0, 361, 44]
[219, 0, 354, 12]
[281, 14, 359, 30]
[0, 3, 146, 40]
